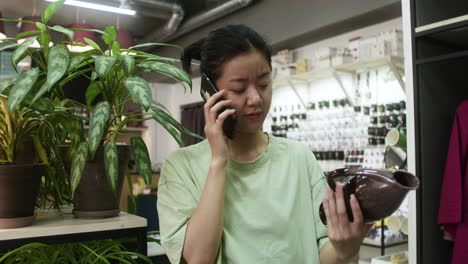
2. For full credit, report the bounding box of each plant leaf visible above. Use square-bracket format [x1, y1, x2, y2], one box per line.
[0, 243, 48, 263]
[152, 105, 203, 140]
[130, 137, 152, 185]
[67, 55, 87, 72]
[84, 37, 102, 53]
[91, 70, 98, 81]
[11, 36, 36, 68]
[88, 101, 110, 159]
[42, 0, 65, 23]
[123, 76, 152, 111]
[137, 61, 191, 89]
[23, 95, 54, 113]
[121, 55, 134, 75]
[0, 77, 17, 94]
[70, 142, 88, 197]
[103, 26, 116, 45]
[104, 140, 118, 196]
[152, 112, 184, 147]
[49, 25, 74, 41]
[34, 44, 70, 101]
[35, 22, 46, 32]
[94, 56, 116, 77]
[129, 42, 182, 51]
[8, 67, 39, 112]
[0, 42, 20, 52]
[111, 41, 120, 56]
[15, 30, 40, 40]
[85, 81, 101, 106]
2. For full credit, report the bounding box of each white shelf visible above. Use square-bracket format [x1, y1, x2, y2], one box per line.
[0, 210, 147, 240]
[273, 56, 404, 87]
[273, 68, 333, 87]
[335, 56, 404, 72]
[415, 14, 468, 33]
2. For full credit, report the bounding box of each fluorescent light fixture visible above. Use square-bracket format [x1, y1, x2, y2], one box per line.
[46, 0, 136, 16]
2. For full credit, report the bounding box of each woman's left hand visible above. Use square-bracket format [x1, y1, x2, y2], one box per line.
[322, 184, 373, 262]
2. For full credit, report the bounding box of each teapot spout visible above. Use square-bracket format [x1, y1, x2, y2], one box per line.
[393, 170, 420, 190]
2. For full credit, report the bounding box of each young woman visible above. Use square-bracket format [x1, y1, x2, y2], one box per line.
[157, 24, 371, 264]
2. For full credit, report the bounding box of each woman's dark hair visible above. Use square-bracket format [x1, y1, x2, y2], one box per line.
[181, 24, 272, 82]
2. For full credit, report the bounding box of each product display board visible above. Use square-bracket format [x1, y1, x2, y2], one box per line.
[267, 27, 409, 257]
[267, 63, 406, 172]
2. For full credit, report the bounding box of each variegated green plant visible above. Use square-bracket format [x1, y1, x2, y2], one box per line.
[0, 0, 90, 208]
[1, 0, 202, 201]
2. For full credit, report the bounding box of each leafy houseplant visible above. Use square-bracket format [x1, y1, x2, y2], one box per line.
[0, 239, 153, 264]
[0, 1, 77, 227]
[1, 0, 201, 218]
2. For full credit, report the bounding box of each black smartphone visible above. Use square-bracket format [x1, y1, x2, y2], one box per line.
[200, 73, 237, 139]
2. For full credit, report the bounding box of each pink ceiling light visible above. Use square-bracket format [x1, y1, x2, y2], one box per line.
[67, 23, 96, 52]
[0, 12, 6, 40]
[116, 30, 134, 49]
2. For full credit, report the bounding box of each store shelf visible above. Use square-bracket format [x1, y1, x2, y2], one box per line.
[415, 14, 468, 35]
[335, 56, 404, 72]
[0, 210, 146, 241]
[362, 237, 408, 247]
[272, 56, 405, 106]
[273, 68, 333, 88]
[274, 56, 403, 86]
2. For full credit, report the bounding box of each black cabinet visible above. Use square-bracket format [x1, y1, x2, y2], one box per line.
[406, 1, 468, 263]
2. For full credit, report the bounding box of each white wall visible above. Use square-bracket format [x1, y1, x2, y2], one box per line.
[148, 17, 404, 166]
[145, 78, 202, 168]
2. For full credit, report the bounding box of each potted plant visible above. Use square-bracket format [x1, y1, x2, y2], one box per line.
[67, 24, 201, 217]
[1, 0, 200, 220]
[0, 0, 85, 227]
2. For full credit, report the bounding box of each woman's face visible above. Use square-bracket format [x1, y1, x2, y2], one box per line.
[215, 51, 272, 135]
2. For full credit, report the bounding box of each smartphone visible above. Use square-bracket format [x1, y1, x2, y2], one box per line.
[200, 73, 237, 139]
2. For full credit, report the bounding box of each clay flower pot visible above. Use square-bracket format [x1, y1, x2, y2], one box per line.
[319, 168, 419, 225]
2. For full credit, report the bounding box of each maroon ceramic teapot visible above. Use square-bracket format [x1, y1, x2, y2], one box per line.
[319, 168, 419, 225]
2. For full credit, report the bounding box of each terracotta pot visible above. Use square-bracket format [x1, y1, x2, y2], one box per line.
[319, 168, 419, 225]
[0, 164, 44, 228]
[72, 145, 131, 218]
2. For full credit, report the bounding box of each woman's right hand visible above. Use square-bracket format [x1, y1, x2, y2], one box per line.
[203, 90, 236, 165]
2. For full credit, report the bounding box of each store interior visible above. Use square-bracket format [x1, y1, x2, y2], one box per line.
[0, 0, 465, 263]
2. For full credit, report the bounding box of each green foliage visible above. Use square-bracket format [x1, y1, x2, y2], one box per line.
[0, 239, 152, 264]
[0, 0, 204, 208]
[130, 137, 152, 185]
[104, 140, 119, 195]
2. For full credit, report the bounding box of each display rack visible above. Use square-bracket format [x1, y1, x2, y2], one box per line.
[273, 56, 405, 108]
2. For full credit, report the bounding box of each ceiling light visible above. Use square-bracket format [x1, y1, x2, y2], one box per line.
[46, 0, 136, 16]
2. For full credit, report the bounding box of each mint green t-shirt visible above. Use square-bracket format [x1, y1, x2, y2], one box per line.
[157, 134, 329, 264]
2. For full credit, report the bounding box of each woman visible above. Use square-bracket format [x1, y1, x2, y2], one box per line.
[157, 24, 370, 264]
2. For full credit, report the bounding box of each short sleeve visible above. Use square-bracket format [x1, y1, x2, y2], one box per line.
[307, 150, 329, 249]
[157, 157, 197, 264]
